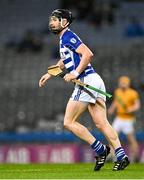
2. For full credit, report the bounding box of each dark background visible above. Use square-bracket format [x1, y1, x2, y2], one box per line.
[0, 0, 144, 142]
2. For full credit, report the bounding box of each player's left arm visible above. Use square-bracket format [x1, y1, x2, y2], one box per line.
[64, 43, 93, 81]
[75, 43, 94, 74]
[126, 95, 141, 113]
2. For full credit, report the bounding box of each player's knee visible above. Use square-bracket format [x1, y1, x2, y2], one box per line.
[63, 121, 72, 131]
[95, 121, 107, 131]
[95, 120, 111, 132]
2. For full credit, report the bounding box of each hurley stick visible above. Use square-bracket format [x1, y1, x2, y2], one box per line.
[47, 65, 112, 98]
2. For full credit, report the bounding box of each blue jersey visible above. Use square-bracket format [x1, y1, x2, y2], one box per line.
[59, 29, 95, 78]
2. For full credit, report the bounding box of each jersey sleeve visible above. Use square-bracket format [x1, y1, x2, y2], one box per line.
[133, 91, 139, 101]
[63, 32, 82, 51]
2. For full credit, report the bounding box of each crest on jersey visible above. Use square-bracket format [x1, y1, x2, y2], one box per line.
[70, 38, 77, 44]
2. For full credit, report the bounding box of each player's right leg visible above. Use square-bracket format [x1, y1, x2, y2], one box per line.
[64, 99, 109, 171]
[64, 100, 96, 144]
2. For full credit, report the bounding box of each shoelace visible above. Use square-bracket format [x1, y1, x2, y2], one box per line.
[113, 162, 120, 170]
[96, 156, 106, 164]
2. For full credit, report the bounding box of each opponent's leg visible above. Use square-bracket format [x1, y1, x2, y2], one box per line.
[88, 98, 129, 170]
[127, 133, 139, 162]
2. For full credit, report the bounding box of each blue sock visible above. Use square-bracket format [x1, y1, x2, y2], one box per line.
[91, 139, 106, 155]
[115, 147, 126, 161]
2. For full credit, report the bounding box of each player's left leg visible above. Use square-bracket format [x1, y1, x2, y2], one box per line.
[88, 98, 130, 170]
[127, 133, 139, 162]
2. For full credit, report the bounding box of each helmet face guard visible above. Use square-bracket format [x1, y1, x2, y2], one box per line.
[49, 9, 74, 34]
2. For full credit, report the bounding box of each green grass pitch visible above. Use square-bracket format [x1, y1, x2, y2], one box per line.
[0, 163, 143, 179]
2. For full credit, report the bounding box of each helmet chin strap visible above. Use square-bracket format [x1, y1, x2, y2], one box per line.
[49, 18, 69, 34]
[60, 18, 69, 28]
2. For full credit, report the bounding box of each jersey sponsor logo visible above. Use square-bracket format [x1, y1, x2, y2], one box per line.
[70, 38, 77, 44]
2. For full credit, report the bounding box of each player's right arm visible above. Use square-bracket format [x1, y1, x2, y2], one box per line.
[108, 101, 117, 115]
[39, 59, 65, 87]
